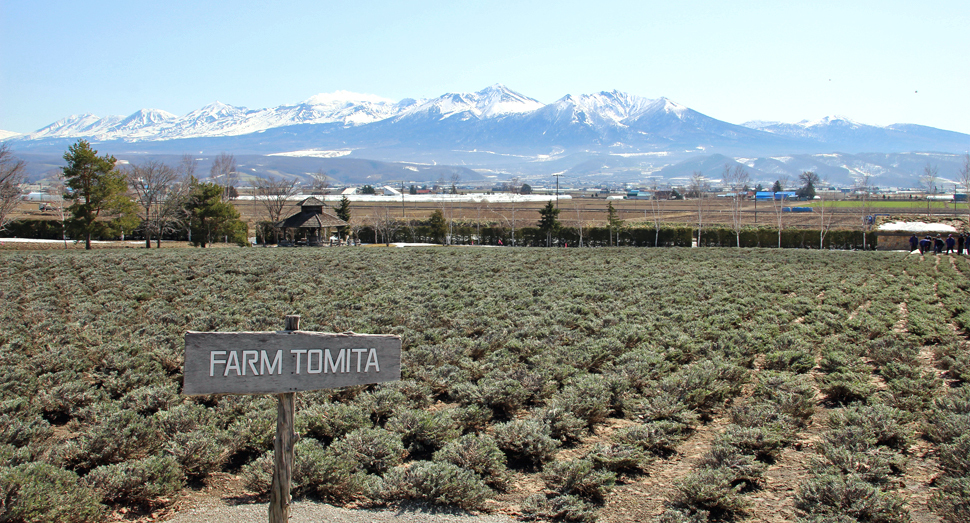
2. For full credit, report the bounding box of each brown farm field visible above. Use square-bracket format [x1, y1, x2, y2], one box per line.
[11, 196, 970, 246]
[1, 247, 969, 522]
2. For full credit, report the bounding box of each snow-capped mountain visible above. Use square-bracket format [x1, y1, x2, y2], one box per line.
[0, 130, 21, 140]
[10, 85, 970, 161]
[394, 84, 544, 121]
[743, 116, 970, 153]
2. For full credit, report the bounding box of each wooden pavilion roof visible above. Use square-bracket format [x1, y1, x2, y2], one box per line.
[279, 207, 347, 229]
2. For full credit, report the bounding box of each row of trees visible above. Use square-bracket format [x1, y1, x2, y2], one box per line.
[57, 141, 246, 249]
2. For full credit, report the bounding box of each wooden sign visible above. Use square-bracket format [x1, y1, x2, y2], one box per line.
[183, 330, 401, 396]
[182, 317, 402, 523]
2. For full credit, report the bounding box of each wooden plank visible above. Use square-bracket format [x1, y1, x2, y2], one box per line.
[269, 392, 296, 523]
[182, 331, 401, 395]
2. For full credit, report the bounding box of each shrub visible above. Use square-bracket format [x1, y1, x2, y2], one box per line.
[451, 378, 531, 419]
[662, 359, 746, 414]
[585, 443, 652, 475]
[658, 507, 710, 523]
[521, 493, 597, 523]
[240, 450, 273, 494]
[754, 371, 816, 421]
[729, 402, 798, 438]
[296, 402, 371, 444]
[492, 419, 560, 470]
[794, 473, 909, 523]
[451, 404, 493, 434]
[548, 374, 615, 426]
[0, 414, 53, 448]
[628, 390, 698, 426]
[930, 476, 970, 523]
[533, 406, 588, 443]
[763, 350, 815, 373]
[327, 428, 405, 475]
[812, 444, 905, 486]
[668, 467, 748, 521]
[541, 459, 616, 503]
[923, 388, 970, 443]
[719, 425, 787, 463]
[827, 404, 912, 451]
[613, 421, 691, 458]
[374, 461, 490, 510]
[385, 408, 459, 458]
[820, 371, 877, 405]
[293, 438, 369, 502]
[0, 462, 104, 523]
[698, 442, 766, 491]
[938, 433, 970, 476]
[84, 455, 184, 506]
[433, 433, 509, 489]
[56, 408, 159, 472]
[164, 427, 227, 479]
[356, 388, 408, 425]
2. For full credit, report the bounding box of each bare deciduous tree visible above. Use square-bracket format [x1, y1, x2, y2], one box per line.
[209, 152, 237, 200]
[816, 177, 834, 248]
[769, 176, 791, 248]
[857, 170, 874, 250]
[126, 160, 185, 248]
[920, 163, 938, 215]
[450, 172, 461, 195]
[689, 171, 709, 246]
[255, 175, 299, 244]
[0, 143, 27, 232]
[311, 168, 330, 193]
[961, 154, 970, 226]
[573, 200, 585, 247]
[373, 205, 398, 246]
[724, 164, 750, 247]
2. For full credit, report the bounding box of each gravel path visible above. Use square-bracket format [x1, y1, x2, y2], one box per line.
[166, 500, 516, 523]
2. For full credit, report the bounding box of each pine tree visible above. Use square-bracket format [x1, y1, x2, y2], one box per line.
[607, 202, 623, 246]
[428, 209, 447, 244]
[537, 201, 561, 247]
[185, 179, 244, 247]
[334, 196, 351, 237]
[62, 140, 137, 250]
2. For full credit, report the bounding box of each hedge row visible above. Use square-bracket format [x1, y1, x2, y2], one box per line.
[362, 224, 876, 250]
[5, 219, 875, 250]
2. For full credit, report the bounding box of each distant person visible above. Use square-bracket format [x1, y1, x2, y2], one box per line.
[919, 236, 931, 254]
[935, 236, 945, 254]
[946, 234, 956, 254]
[909, 234, 919, 252]
[960, 233, 967, 255]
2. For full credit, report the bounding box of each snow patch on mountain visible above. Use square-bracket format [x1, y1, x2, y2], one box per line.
[0, 130, 22, 140]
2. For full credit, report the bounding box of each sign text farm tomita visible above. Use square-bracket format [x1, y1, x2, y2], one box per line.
[182, 331, 402, 395]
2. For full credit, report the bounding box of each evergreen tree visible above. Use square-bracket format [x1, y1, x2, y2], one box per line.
[537, 201, 561, 247]
[334, 196, 351, 237]
[62, 140, 137, 250]
[772, 180, 783, 192]
[607, 201, 624, 246]
[361, 185, 376, 195]
[520, 183, 532, 195]
[428, 209, 447, 244]
[185, 179, 245, 247]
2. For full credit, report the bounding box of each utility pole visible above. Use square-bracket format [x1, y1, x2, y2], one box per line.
[553, 173, 563, 208]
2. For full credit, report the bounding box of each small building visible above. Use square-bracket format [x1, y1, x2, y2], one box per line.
[278, 197, 348, 246]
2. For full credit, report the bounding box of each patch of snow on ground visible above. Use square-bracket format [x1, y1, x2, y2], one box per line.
[877, 221, 957, 233]
[268, 150, 351, 158]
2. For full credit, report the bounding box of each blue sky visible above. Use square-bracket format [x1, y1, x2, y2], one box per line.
[1, 0, 968, 134]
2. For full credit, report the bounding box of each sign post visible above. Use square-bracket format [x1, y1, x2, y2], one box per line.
[182, 315, 401, 523]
